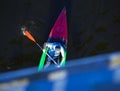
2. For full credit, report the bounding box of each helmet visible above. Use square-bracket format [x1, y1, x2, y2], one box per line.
[55, 45, 60, 50]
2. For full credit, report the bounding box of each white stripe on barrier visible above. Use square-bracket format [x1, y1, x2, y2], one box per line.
[48, 70, 67, 91]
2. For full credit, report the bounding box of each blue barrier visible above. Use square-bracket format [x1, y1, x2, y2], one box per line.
[0, 51, 120, 91]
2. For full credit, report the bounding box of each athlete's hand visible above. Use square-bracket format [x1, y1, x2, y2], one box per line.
[43, 43, 47, 48]
[57, 64, 61, 68]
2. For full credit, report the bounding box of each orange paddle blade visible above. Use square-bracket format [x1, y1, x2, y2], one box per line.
[23, 30, 36, 42]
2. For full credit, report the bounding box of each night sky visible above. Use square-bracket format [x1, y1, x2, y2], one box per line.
[0, 0, 120, 72]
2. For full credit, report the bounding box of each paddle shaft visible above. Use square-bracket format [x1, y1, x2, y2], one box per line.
[36, 42, 58, 65]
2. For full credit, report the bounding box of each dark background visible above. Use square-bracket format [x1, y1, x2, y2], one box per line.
[0, 0, 120, 73]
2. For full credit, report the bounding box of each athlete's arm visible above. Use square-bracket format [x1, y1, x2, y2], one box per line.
[60, 46, 66, 67]
[44, 42, 53, 49]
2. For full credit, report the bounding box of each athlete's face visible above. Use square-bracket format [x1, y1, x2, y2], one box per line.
[55, 48, 60, 54]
